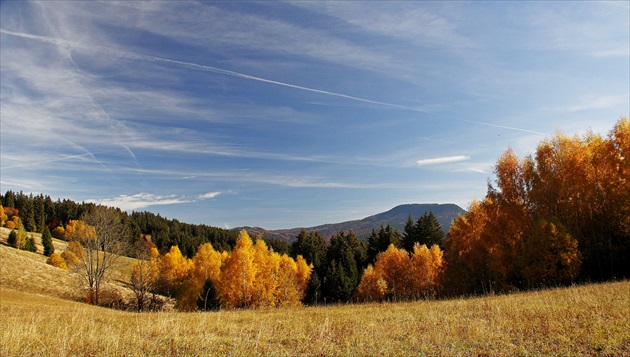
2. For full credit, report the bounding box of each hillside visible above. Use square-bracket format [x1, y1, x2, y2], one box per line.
[0, 227, 138, 304]
[241, 203, 465, 241]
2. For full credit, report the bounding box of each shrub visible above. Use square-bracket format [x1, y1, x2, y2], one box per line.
[47, 253, 68, 270]
[4, 221, 16, 230]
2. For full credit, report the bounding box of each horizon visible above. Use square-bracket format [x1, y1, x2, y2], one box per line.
[1, 1, 628, 229]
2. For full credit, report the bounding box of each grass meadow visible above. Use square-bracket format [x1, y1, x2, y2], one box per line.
[1, 227, 629, 356]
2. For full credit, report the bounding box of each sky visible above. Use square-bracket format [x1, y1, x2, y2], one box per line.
[1, 1, 628, 230]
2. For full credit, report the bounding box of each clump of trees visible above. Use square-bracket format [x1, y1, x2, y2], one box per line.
[356, 243, 443, 302]
[130, 230, 312, 311]
[443, 117, 629, 295]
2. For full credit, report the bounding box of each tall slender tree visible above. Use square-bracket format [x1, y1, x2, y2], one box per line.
[41, 226, 54, 256]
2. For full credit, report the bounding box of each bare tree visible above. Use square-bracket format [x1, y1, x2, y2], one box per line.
[75, 206, 129, 306]
[123, 249, 160, 311]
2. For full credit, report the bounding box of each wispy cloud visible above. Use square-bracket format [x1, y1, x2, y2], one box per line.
[89, 191, 222, 211]
[198, 192, 221, 200]
[417, 155, 470, 166]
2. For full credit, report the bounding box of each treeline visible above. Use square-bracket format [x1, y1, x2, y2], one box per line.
[0, 192, 238, 257]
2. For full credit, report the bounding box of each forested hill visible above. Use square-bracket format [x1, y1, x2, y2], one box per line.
[240, 203, 465, 242]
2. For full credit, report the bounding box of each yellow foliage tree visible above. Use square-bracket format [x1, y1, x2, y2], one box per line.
[216, 230, 257, 309]
[63, 220, 96, 242]
[46, 252, 68, 270]
[187, 243, 223, 311]
[0, 204, 7, 227]
[157, 246, 194, 304]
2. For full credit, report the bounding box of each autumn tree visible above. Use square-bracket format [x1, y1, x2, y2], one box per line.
[155, 245, 194, 306]
[73, 206, 130, 306]
[408, 243, 443, 299]
[355, 265, 387, 302]
[62, 241, 83, 267]
[356, 243, 444, 302]
[42, 226, 54, 256]
[0, 204, 7, 226]
[517, 219, 581, 288]
[373, 244, 411, 301]
[443, 200, 493, 296]
[47, 253, 68, 270]
[216, 230, 257, 308]
[192, 243, 223, 310]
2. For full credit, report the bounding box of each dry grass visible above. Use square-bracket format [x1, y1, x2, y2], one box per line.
[2, 281, 629, 356]
[1, 227, 628, 356]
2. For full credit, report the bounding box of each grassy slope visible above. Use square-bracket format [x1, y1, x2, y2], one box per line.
[1, 227, 629, 356]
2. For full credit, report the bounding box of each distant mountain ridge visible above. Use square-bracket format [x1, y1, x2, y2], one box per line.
[239, 203, 466, 242]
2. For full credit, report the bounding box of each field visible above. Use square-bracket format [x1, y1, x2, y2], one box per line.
[1, 229, 629, 356]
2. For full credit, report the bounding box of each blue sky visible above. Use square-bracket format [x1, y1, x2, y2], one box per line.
[1, 1, 628, 230]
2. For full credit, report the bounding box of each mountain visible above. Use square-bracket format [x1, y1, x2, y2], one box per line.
[239, 203, 465, 242]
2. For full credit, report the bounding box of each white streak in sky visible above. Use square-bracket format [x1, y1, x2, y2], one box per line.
[417, 155, 470, 166]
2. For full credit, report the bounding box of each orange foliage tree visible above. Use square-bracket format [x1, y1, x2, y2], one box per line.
[443, 118, 629, 295]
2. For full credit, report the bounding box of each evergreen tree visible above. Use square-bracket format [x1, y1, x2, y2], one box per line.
[3, 190, 15, 208]
[23, 236, 37, 252]
[34, 195, 45, 233]
[322, 231, 365, 303]
[416, 212, 444, 248]
[291, 229, 327, 304]
[21, 198, 36, 232]
[42, 226, 54, 256]
[402, 215, 417, 252]
[367, 225, 401, 264]
[7, 230, 17, 247]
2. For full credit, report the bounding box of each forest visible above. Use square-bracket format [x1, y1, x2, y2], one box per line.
[1, 117, 628, 310]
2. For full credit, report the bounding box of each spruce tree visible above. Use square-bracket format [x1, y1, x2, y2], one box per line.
[42, 226, 54, 256]
[367, 225, 401, 264]
[416, 212, 444, 248]
[402, 215, 417, 252]
[7, 230, 17, 247]
[23, 236, 37, 252]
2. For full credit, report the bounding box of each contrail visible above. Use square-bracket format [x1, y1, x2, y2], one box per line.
[129, 54, 412, 110]
[0, 153, 95, 170]
[1, 28, 547, 136]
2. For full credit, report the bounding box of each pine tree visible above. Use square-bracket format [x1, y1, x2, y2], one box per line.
[42, 226, 54, 256]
